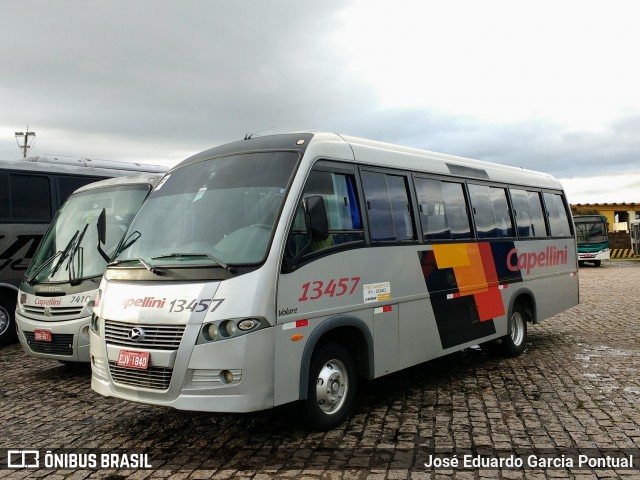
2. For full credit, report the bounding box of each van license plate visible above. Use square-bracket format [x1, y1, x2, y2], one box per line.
[117, 350, 150, 370]
[33, 330, 52, 342]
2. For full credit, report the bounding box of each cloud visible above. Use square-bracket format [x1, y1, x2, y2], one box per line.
[0, 1, 638, 202]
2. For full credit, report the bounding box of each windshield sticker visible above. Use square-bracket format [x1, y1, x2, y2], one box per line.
[193, 186, 207, 202]
[153, 174, 171, 191]
[363, 282, 391, 303]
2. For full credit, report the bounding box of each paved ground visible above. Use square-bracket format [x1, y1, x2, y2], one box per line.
[1, 260, 639, 479]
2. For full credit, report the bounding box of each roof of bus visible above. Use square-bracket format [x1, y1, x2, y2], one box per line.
[71, 172, 166, 194]
[333, 133, 562, 190]
[0, 156, 167, 176]
[175, 132, 564, 191]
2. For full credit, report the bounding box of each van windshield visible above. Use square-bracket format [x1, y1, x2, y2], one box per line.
[25, 184, 150, 284]
[115, 151, 298, 266]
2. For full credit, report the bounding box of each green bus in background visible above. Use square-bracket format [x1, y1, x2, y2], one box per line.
[573, 215, 609, 267]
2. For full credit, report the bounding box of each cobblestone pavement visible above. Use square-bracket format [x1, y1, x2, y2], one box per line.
[1, 261, 639, 479]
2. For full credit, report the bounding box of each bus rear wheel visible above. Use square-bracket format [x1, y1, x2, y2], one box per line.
[0, 293, 17, 347]
[303, 343, 356, 431]
[502, 303, 527, 357]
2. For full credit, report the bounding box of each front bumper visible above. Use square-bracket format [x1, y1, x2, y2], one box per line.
[16, 312, 91, 362]
[90, 324, 275, 413]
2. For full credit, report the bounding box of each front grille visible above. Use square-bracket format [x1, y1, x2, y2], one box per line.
[23, 305, 84, 318]
[104, 321, 185, 350]
[24, 332, 73, 356]
[108, 362, 172, 390]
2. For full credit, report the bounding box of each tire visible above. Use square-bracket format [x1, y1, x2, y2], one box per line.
[302, 343, 357, 431]
[0, 293, 18, 347]
[593, 260, 601, 267]
[502, 303, 528, 357]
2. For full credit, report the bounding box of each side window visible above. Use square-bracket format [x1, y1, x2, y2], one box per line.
[361, 171, 414, 242]
[489, 186, 514, 237]
[0, 174, 9, 218]
[11, 174, 51, 220]
[414, 177, 472, 240]
[442, 181, 472, 239]
[544, 192, 572, 237]
[510, 189, 547, 237]
[286, 169, 364, 260]
[468, 184, 514, 238]
[59, 176, 101, 205]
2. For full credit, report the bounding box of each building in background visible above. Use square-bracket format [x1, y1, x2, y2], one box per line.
[571, 203, 640, 233]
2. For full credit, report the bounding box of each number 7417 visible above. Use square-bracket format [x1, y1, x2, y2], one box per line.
[298, 277, 360, 302]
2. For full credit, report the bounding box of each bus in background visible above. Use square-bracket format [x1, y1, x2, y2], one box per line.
[573, 214, 609, 267]
[16, 173, 166, 363]
[0, 156, 167, 347]
[631, 220, 640, 257]
[90, 133, 578, 430]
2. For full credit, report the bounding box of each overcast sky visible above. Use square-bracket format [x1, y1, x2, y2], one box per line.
[1, 1, 639, 204]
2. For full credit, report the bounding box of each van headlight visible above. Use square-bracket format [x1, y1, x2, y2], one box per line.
[199, 317, 268, 343]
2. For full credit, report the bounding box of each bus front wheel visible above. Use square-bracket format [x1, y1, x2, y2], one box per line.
[0, 293, 17, 347]
[303, 343, 356, 431]
[502, 303, 527, 357]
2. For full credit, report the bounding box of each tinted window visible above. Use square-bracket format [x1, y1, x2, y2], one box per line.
[59, 176, 101, 204]
[442, 181, 472, 239]
[11, 174, 51, 220]
[0, 174, 9, 218]
[544, 192, 572, 237]
[469, 184, 514, 238]
[286, 170, 364, 259]
[362, 171, 414, 241]
[489, 187, 514, 237]
[511, 189, 547, 237]
[415, 178, 472, 240]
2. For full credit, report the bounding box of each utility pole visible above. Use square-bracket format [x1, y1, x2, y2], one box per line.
[15, 126, 36, 158]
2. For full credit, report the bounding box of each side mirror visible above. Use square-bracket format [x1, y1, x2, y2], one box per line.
[304, 196, 329, 241]
[97, 208, 106, 245]
[96, 208, 110, 262]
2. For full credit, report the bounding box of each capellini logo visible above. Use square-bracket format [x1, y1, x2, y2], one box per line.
[507, 245, 569, 274]
[122, 296, 166, 309]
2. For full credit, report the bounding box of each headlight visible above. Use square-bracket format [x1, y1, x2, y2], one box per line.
[221, 320, 236, 337]
[203, 322, 219, 341]
[199, 317, 268, 344]
[238, 319, 259, 331]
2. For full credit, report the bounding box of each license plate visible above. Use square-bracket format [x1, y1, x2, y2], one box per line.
[117, 350, 150, 370]
[33, 330, 52, 342]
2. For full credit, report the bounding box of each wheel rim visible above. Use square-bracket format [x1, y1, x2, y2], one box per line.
[510, 311, 525, 346]
[0, 306, 9, 336]
[315, 358, 349, 415]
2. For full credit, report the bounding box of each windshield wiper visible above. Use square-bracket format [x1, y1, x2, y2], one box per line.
[67, 223, 89, 285]
[26, 251, 63, 286]
[108, 257, 165, 276]
[151, 252, 234, 273]
[33, 229, 81, 284]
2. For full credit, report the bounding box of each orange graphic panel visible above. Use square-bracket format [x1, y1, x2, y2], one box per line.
[452, 243, 488, 296]
[432, 244, 470, 268]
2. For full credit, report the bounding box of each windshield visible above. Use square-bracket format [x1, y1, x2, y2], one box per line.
[115, 151, 298, 266]
[575, 221, 608, 244]
[26, 184, 150, 284]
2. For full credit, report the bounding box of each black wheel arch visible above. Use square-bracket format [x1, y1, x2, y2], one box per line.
[299, 314, 373, 400]
[508, 287, 537, 324]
